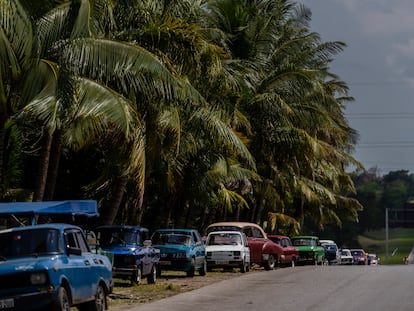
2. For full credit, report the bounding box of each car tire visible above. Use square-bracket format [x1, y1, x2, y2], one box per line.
[187, 258, 195, 277]
[147, 265, 157, 284]
[198, 258, 207, 276]
[78, 284, 107, 311]
[52, 286, 70, 311]
[240, 259, 249, 273]
[264, 254, 276, 270]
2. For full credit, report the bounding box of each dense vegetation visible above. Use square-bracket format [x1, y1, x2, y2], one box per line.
[0, 0, 363, 234]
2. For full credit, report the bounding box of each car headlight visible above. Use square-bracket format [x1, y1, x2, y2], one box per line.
[30, 272, 48, 285]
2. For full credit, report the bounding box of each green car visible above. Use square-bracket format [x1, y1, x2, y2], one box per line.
[291, 235, 325, 265]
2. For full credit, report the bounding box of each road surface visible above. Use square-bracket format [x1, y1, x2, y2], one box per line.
[122, 265, 414, 311]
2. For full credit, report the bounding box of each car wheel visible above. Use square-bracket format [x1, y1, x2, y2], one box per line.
[52, 287, 70, 311]
[264, 254, 276, 270]
[187, 258, 195, 277]
[240, 259, 247, 273]
[198, 258, 207, 276]
[147, 265, 157, 284]
[133, 266, 142, 285]
[78, 284, 107, 311]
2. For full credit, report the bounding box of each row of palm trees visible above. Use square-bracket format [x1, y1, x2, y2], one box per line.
[0, 0, 363, 234]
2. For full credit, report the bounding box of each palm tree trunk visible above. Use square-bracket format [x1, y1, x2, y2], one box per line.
[100, 175, 128, 225]
[43, 130, 63, 200]
[33, 129, 53, 201]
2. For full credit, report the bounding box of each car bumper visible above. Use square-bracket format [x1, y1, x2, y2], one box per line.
[207, 259, 243, 268]
[0, 290, 55, 311]
[158, 259, 192, 272]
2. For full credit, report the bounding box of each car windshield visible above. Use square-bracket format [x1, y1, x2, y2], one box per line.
[0, 228, 62, 259]
[293, 238, 316, 246]
[351, 250, 364, 256]
[341, 250, 351, 256]
[207, 233, 242, 246]
[152, 232, 192, 246]
[98, 229, 139, 246]
[324, 244, 337, 251]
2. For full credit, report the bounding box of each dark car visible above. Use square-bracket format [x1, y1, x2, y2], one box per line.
[206, 222, 283, 270]
[96, 225, 160, 285]
[152, 228, 207, 277]
[0, 223, 113, 311]
[267, 235, 299, 267]
[322, 243, 340, 265]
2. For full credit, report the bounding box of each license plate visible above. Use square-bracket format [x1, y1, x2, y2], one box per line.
[215, 260, 229, 264]
[159, 260, 172, 265]
[0, 298, 14, 309]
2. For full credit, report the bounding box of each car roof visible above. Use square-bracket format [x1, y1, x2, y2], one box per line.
[154, 228, 197, 233]
[208, 231, 244, 235]
[0, 223, 80, 233]
[96, 225, 149, 232]
[291, 235, 319, 239]
[207, 222, 263, 229]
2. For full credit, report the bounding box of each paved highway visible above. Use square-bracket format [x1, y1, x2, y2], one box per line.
[125, 265, 414, 311]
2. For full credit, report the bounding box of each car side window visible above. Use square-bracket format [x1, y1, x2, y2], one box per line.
[65, 230, 90, 253]
[242, 228, 253, 237]
[192, 231, 200, 244]
[252, 228, 264, 238]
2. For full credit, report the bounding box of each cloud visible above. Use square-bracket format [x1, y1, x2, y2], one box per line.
[335, 0, 414, 36]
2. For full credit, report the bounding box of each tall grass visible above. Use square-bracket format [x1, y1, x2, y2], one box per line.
[358, 228, 414, 265]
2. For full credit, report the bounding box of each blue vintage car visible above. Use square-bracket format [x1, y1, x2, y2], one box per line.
[0, 223, 113, 311]
[151, 228, 207, 277]
[96, 225, 160, 285]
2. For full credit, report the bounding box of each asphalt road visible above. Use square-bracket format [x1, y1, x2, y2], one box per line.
[122, 264, 414, 311]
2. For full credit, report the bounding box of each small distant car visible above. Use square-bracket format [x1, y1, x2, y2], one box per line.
[350, 248, 367, 265]
[0, 224, 113, 311]
[267, 235, 299, 267]
[206, 222, 283, 270]
[367, 253, 379, 265]
[290, 235, 325, 265]
[152, 228, 207, 277]
[96, 225, 160, 285]
[322, 242, 340, 265]
[339, 248, 353, 265]
[205, 231, 250, 272]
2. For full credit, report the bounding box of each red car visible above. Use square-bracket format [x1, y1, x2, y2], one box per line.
[268, 235, 299, 267]
[206, 222, 283, 270]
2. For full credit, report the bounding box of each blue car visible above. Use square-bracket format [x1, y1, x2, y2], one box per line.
[152, 228, 207, 277]
[0, 223, 113, 311]
[96, 225, 160, 285]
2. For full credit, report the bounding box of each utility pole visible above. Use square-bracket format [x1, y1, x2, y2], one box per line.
[385, 208, 389, 265]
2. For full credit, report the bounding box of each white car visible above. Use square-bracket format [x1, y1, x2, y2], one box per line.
[205, 231, 250, 272]
[339, 248, 353, 265]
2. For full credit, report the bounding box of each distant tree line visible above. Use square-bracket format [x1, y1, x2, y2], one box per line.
[1, 0, 363, 234]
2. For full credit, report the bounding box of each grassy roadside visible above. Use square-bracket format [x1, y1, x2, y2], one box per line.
[358, 228, 414, 264]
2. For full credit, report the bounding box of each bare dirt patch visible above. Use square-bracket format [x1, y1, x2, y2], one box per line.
[108, 268, 264, 310]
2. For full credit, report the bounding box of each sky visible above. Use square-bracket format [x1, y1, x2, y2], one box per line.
[300, 0, 414, 175]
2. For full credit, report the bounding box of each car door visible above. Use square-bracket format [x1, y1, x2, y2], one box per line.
[63, 229, 94, 302]
[192, 231, 205, 267]
[243, 226, 265, 264]
[281, 237, 294, 262]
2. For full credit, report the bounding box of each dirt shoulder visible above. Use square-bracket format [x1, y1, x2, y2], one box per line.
[108, 268, 264, 310]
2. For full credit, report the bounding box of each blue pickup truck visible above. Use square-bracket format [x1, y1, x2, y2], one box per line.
[0, 223, 113, 311]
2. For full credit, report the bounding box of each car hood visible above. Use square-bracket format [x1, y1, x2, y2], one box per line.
[153, 245, 193, 253]
[100, 245, 144, 254]
[0, 256, 58, 273]
[205, 245, 245, 252]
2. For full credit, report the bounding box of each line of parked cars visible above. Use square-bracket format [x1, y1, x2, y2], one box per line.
[0, 217, 379, 311]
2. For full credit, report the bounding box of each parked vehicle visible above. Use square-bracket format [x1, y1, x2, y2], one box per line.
[205, 231, 250, 272]
[0, 223, 113, 311]
[290, 235, 325, 265]
[321, 242, 340, 265]
[350, 248, 367, 265]
[339, 248, 353, 265]
[367, 253, 379, 265]
[205, 222, 282, 270]
[151, 228, 207, 277]
[96, 225, 160, 285]
[267, 234, 299, 266]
